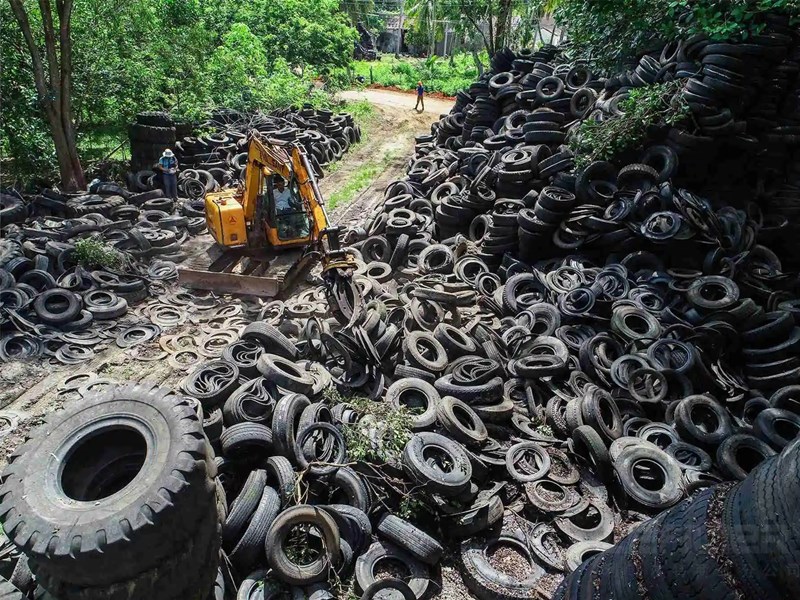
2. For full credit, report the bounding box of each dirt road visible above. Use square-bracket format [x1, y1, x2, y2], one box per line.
[323, 89, 453, 227]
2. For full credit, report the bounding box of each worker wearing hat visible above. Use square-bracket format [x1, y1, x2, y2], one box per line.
[158, 149, 179, 200]
[415, 81, 425, 112]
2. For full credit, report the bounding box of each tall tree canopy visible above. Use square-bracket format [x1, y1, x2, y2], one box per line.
[1, 0, 356, 188]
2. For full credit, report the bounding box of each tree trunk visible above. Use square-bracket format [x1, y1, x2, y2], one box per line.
[8, 0, 85, 190]
[472, 49, 484, 76]
[459, 0, 492, 56]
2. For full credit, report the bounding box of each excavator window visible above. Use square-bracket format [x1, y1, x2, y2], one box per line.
[269, 175, 310, 240]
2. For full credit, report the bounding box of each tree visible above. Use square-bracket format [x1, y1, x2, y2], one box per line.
[7, 0, 85, 190]
[441, 0, 521, 56]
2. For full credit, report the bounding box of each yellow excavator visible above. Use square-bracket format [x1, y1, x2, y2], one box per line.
[177, 135, 358, 321]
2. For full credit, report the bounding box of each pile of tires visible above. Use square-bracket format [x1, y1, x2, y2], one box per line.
[128, 111, 191, 173]
[128, 106, 361, 199]
[0, 384, 221, 600]
[0, 184, 204, 363]
[553, 436, 800, 600]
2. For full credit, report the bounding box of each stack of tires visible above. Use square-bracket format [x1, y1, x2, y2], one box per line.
[553, 437, 800, 600]
[0, 384, 221, 600]
[128, 111, 178, 173]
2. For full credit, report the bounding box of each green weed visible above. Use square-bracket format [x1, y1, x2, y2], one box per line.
[73, 237, 124, 269]
[324, 389, 413, 463]
[327, 150, 397, 210]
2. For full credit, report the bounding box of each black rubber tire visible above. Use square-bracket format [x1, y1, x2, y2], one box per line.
[203, 408, 224, 442]
[753, 408, 800, 450]
[0, 385, 215, 587]
[716, 434, 776, 481]
[656, 487, 737, 600]
[404, 331, 448, 372]
[220, 423, 273, 458]
[242, 322, 298, 359]
[0, 577, 24, 599]
[33, 288, 82, 325]
[265, 505, 342, 585]
[436, 396, 488, 446]
[9, 557, 33, 596]
[331, 467, 370, 513]
[460, 523, 542, 600]
[182, 359, 240, 409]
[376, 514, 444, 565]
[571, 425, 611, 482]
[360, 578, 415, 600]
[385, 378, 439, 430]
[613, 444, 683, 510]
[402, 432, 472, 497]
[33, 503, 220, 600]
[673, 395, 732, 448]
[271, 393, 311, 465]
[0, 194, 27, 226]
[257, 354, 315, 394]
[355, 541, 429, 598]
[266, 456, 297, 507]
[223, 469, 267, 549]
[229, 486, 281, 575]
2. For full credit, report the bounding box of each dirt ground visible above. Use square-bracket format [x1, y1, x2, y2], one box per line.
[323, 89, 454, 228]
[0, 89, 491, 599]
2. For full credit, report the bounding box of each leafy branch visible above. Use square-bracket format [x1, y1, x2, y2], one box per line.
[570, 80, 690, 169]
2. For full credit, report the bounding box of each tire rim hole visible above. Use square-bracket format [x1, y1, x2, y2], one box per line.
[690, 404, 720, 433]
[486, 540, 533, 576]
[735, 445, 766, 472]
[60, 426, 147, 501]
[631, 458, 667, 491]
[570, 505, 601, 529]
[284, 524, 324, 566]
[374, 557, 411, 583]
[398, 389, 428, 415]
[623, 314, 651, 335]
[774, 418, 799, 440]
[422, 446, 454, 473]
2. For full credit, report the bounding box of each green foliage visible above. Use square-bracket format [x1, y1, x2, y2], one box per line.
[552, 0, 800, 70]
[1, 0, 355, 186]
[398, 496, 425, 520]
[344, 54, 481, 96]
[342, 99, 376, 122]
[73, 238, 124, 269]
[570, 81, 690, 168]
[333, 392, 413, 463]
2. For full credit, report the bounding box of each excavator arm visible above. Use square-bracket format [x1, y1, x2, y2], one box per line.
[189, 134, 359, 321]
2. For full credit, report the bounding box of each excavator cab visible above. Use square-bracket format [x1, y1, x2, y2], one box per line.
[266, 175, 310, 243]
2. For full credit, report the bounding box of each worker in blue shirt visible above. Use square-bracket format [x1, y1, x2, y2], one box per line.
[415, 81, 425, 112]
[158, 149, 179, 200]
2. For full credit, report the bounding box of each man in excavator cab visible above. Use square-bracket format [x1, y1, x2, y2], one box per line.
[271, 175, 310, 240]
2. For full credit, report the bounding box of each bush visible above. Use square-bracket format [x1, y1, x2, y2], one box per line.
[569, 81, 690, 169]
[340, 54, 482, 96]
[73, 238, 124, 269]
[554, 0, 800, 70]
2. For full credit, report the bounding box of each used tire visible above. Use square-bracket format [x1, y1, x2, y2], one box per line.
[0, 384, 215, 587]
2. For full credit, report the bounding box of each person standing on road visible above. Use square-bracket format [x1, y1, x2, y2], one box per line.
[415, 81, 425, 112]
[158, 149, 179, 200]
